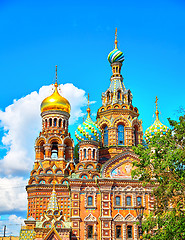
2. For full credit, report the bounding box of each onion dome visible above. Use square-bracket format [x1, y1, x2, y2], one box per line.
[145, 97, 168, 142]
[75, 95, 101, 142]
[41, 66, 70, 114]
[108, 28, 125, 64]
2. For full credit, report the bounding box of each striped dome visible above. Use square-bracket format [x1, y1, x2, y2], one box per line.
[145, 118, 168, 142]
[75, 115, 101, 142]
[108, 48, 125, 64]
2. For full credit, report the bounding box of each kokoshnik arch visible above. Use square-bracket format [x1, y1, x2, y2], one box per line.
[19, 29, 168, 240]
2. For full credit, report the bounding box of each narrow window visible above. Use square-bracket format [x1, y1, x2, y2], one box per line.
[126, 196, 131, 206]
[59, 119, 61, 127]
[45, 119, 47, 128]
[116, 225, 121, 238]
[118, 124, 124, 145]
[127, 226, 132, 238]
[92, 149, 95, 159]
[87, 225, 93, 238]
[84, 149, 87, 159]
[49, 118, 52, 127]
[103, 126, 108, 146]
[63, 120, 66, 129]
[51, 142, 58, 159]
[88, 149, 91, 160]
[116, 196, 121, 206]
[107, 92, 110, 102]
[134, 127, 138, 146]
[117, 90, 121, 100]
[137, 197, 142, 206]
[54, 118, 57, 127]
[87, 196, 93, 206]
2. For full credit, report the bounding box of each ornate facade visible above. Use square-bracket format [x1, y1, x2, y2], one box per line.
[19, 30, 167, 240]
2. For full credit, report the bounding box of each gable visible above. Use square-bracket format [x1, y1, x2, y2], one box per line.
[101, 151, 138, 178]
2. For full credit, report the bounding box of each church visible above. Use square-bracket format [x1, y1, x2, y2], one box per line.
[19, 30, 168, 240]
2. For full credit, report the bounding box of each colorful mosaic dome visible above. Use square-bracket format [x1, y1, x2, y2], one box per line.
[145, 109, 168, 142]
[75, 108, 101, 142]
[108, 48, 125, 64]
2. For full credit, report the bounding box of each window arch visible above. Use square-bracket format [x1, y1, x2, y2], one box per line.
[103, 125, 108, 146]
[118, 124, 124, 145]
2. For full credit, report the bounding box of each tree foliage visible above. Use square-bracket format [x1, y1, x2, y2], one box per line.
[132, 115, 185, 239]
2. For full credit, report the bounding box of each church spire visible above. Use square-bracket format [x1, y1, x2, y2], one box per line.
[115, 28, 118, 49]
[155, 96, 159, 120]
[87, 93, 91, 119]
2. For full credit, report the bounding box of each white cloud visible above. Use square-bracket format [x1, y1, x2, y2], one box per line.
[0, 84, 87, 175]
[0, 214, 25, 236]
[0, 177, 27, 213]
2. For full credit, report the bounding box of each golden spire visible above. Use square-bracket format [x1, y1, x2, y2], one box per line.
[54, 65, 58, 89]
[87, 93, 91, 118]
[115, 28, 118, 49]
[155, 96, 159, 120]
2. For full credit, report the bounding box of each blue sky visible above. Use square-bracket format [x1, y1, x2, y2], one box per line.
[0, 0, 185, 236]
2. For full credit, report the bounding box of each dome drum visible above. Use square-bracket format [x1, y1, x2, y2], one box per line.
[41, 110, 70, 118]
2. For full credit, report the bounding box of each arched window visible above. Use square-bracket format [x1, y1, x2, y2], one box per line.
[134, 127, 138, 146]
[116, 225, 121, 238]
[103, 126, 108, 146]
[137, 197, 142, 206]
[87, 196, 93, 206]
[49, 118, 52, 127]
[84, 149, 87, 159]
[59, 119, 62, 127]
[54, 118, 57, 127]
[117, 90, 121, 100]
[127, 226, 132, 238]
[92, 149, 95, 159]
[51, 142, 58, 159]
[126, 196, 131, 206]
[116, 196, 121, 206]
[118, 124, 124, 145]
[45, 119, 47, 128]
[63, 120, 66, 129]
[87, 225, 93, 238]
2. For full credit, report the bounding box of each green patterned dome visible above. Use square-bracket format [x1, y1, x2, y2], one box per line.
[145, 98, 168, 142]
[75, 107, 101, 142]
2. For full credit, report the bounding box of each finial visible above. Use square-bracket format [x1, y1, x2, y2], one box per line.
[87, 93, 91, 118]
[115, 28, 118, 49]
[155, 96, 159, 120]
[54, 65, 58, 88]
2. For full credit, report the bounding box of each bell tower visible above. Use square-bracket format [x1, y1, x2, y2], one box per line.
[97, 29, 143, 161]
[26, 66, 74, 220]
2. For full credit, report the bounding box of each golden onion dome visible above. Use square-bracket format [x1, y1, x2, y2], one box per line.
[41, 82, 70, 114]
